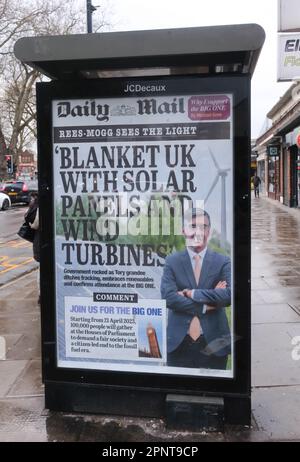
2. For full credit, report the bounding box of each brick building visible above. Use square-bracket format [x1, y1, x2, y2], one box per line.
[16, 150, 37, 180]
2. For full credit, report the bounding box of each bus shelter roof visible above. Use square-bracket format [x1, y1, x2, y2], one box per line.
[14, 24, 265, 80]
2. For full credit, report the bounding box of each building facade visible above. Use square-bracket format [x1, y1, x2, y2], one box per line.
[16, 150, 37, 180]
[255, 83, 300, 208]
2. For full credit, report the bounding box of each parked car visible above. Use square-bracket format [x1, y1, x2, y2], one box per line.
[0, 180, 38, 205]
[0, 192, 11, 210]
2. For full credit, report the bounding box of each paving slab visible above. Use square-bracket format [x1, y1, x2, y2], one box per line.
[0, 334, 22, 358]
[252, 323, 300, 387]
[252, 303, 300, 324]
[5, 334, 41, 360]
[0, 431, 47, 442]
[7, 360, 44, 397]
[253, 287, 300, 305]
[263, 276, 300, 289]
[0, 361, 27, 397]
[0, 297, 39, 315]
[251, 291, 265, 304]
[251, 278, 270, 290]
[0, 313, 40, 336]
[0, 270, 38, 298]
[252, 386, 300, 441]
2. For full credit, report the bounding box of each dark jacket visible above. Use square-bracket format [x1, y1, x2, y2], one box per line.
[33, 230, 40, 262]
[253, 176, 261, 187]
[24, 200, 40, 262]
[161, 248, 231, 356]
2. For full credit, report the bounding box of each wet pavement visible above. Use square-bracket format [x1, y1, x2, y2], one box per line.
[251, 196, 300, 441]
[0, 206, 39, 286]
[0, 194, 300, 442]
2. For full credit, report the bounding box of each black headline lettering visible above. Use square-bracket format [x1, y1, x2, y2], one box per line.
[60, 193, 192, 219]
[93, 293, 138, 303]
[61, 243, 169, 267]
[59, 144, 195, 169]
[58, 144, 197, 194]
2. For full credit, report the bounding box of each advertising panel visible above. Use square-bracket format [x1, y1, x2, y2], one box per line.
[52, 84, 234, 378]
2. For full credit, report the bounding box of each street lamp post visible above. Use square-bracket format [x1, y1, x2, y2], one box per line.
[86, 0, 97, 33]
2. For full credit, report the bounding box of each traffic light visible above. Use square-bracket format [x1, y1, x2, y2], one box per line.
[5, 155, 12, 173]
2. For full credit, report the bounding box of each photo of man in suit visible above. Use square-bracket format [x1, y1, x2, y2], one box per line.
[160, 208, 231, 370]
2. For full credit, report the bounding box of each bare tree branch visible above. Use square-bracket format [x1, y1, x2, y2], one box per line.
[0, 0, 112, 178]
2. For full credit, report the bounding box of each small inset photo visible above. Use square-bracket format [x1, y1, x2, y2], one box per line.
[138, 319, 163, 359]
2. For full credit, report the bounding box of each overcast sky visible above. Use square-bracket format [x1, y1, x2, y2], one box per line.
[98, 0, 291, 138]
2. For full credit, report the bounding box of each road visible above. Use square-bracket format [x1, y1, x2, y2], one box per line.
[0, 205, 38, 286]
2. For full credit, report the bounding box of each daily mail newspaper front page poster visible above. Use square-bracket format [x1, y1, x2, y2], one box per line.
[52, 86, 233, 378]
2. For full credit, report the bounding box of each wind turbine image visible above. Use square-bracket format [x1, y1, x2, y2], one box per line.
[205, 148, 231, 249]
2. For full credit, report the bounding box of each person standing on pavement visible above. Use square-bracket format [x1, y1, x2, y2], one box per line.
[253, 174, 261, 198]
[25, 192, 40, 303]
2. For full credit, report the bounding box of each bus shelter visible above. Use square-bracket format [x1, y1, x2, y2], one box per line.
[14, 24, 265, 427]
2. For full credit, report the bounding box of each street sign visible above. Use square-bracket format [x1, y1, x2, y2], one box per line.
[278, 33, 300, 81]
[268, 145, 280, 156]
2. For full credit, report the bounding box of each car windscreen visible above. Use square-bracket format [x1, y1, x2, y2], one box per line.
[3, 183, 22, 188]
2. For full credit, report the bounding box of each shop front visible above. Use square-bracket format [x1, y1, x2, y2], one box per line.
[284, 128, 300, 207]
[256, 153, 266, 195]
